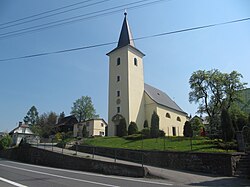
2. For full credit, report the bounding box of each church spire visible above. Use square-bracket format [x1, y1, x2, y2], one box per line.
[117, 12, 135, 48]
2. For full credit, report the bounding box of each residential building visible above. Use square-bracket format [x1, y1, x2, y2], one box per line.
[73, 119, 107, 137]
[9, 122, 39, 145]
[55, 115, 78, 133]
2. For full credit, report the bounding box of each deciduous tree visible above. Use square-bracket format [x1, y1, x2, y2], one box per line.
[71, 96, 98, 122]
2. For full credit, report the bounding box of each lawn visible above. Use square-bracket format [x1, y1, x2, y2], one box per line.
[81, 136, 237, 153]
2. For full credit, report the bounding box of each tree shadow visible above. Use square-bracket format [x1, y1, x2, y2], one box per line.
[189, 177, 250, 186]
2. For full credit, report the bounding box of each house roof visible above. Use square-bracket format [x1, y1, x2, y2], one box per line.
[56, 115, 78, 127]
[144, 83, 187, 115]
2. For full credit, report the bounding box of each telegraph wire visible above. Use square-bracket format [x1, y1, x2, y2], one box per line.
[0, 0, 94, 27]
[0, 0, 167, 39]
[0, 16, 249, 62]
[0, 0, 111, 30]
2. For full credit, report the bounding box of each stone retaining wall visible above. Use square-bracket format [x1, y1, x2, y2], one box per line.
[71, 145, 243, 176]
[0, 145, 147, 177]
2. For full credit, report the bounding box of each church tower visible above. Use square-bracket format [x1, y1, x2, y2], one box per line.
[107, 13, 145, 136]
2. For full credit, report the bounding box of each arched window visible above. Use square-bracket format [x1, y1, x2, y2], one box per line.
[117, 58, 120, 66]
[134, 58, 138, 66]
[177, 116, 181, 122]
[166, 113, 171, 118]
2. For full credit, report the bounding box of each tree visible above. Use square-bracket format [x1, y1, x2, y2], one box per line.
[190, 117, 204, 136]
[71, 96, 98, 122]
[143, 120, 149, 128]
[117, 118, 127, 137]
[189, 69, 246, 135]
[34, 112, 58, 138]
[150, 111, 159, 138]
[23, 106, 39, 126]
[0, 134, 12, 150]
[221, 108, 234, 141]
[82, 125, 88, 138]
[183, 121, 193, 137]
[128, 122, 138, 135]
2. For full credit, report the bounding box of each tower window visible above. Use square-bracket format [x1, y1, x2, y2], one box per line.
[117, 58, 121, 66]
[117, 90, 120, 97]
[134, 58, 138, 66]
[117, 76, 120, 82]
[117, 107, 120, 113]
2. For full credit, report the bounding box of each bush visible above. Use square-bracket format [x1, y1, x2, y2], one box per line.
[117, 118, 127, 137]
[0, 135, 12, 150]
[124, 134, 142, 140]
[150, 111, 159, 138]
[128, 122, 138, 135]
[55, 132, 62, 141]
[158, 130, 165, 137]
[183, 121, 193, 137]
[141, 128, 151, 139]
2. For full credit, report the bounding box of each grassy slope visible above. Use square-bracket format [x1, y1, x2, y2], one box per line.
[81, 136, 236, 153]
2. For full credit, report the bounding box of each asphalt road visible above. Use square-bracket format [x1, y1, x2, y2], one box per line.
[0, 158, 174, 187]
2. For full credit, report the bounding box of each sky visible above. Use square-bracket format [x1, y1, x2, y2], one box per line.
[0, 0, 250, 132]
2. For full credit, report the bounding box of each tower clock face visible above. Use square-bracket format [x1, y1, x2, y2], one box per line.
[116, 98, 121, 105]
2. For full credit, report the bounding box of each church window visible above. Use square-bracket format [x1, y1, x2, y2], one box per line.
[177, 116, 181, 122]
[166, 113, 171, 118]
[117, 76, 120, 82]
[117, 58, 121, 66]
[172, 127, 176, 136]
[134, 58, 138, 66]
[117, 107, 120, 113]
[117, 90, 120, 97]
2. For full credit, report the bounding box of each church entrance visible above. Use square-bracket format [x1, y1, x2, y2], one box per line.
[172, 127, 176, 136]
[112, 114, 125, 136]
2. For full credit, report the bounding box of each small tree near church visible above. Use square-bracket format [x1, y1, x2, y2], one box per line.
[117, 118, 127, 137]
[150, 111, 159, 138]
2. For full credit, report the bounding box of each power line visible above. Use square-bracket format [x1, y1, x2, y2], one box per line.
[0, 0, 167, 39]
[0, 0, 111, 30]
[0, 0, 94, 27]
[0, 16, 249, 62]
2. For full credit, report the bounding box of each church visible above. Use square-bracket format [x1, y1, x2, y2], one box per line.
[107, 13, 188, 136]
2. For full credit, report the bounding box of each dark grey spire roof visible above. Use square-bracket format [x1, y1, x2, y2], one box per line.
[106, 13, 144, 56]
[144, 83, 187, 115]
[117, 13, 135, 48]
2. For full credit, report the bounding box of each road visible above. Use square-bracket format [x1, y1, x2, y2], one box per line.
[0, 158, 174, 187]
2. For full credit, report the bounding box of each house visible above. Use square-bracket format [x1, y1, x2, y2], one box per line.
[73, 119, 107, 137]
[107, 13, 188, 136]
[9, 122, 39, 146]
[54, 115, 78, 133]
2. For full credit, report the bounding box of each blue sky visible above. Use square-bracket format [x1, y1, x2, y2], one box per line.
[0, 0, 250, 132]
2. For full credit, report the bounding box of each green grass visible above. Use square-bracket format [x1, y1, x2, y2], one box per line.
[81, 136, 237, 153]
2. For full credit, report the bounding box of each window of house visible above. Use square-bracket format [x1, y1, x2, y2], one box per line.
[117, 57, 120, 66]
[117, 90, 120, 97]
[134, 58, 138, 66]
[117, 76, 120, 82]
[101, 123, 104, 127]
[166, 113, 171, 118]
[117, 107, 120, 113]
[177, 116, 181, 122]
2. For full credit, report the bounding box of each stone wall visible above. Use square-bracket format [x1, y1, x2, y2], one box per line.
[0, 145, 147, 178]
[71, 145, 243, 176]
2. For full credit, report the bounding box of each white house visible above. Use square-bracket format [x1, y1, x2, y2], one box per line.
[73, 119, 107, 137]
[9, 122, 39, 146]
[107, 13, 188, 136]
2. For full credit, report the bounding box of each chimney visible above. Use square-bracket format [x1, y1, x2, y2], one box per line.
[19, 122, 22, 127]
